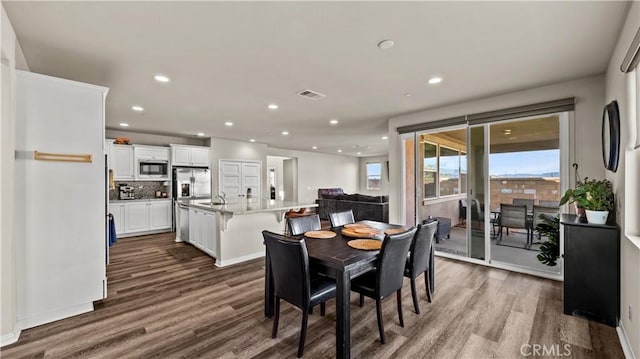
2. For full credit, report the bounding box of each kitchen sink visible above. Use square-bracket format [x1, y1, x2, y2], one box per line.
[206, 201, 226, 206]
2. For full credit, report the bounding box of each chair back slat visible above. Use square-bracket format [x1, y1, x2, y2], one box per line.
[288, 214, 321, 236]
[329, 210, 355, 227]
[376, 227, 417, 298]
[263, 231, 310, 308]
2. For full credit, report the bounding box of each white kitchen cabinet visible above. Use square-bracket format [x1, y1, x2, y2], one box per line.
[149, 200, 172, 230]
[171, 144, 210, 167]
[189, 208, 216, 257]
[109, 203, 125, 234]
[111, 145, 134, 180]
[134, 145, 170, 161]
[125, 202, 149, 233]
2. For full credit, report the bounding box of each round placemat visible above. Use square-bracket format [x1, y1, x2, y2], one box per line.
[344, 223, 370, 229]
[342, 228, 381, 238]
[304, 230, 337, 239]
[347, 239, 382, 250]
[384, 228, 408, 235]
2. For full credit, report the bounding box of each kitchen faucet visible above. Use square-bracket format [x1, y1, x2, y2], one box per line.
[214, 192, 227, 205]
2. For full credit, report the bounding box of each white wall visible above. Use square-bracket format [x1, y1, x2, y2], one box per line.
[605, 2, 640, 357]
[267, 147, 359, 204]
[359, 155, 389, 196]
[388, 75, 606, 224]
[0, 3, 28, 345]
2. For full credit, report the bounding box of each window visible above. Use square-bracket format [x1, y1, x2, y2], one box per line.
[366, 162, 382, 190]
[423, 141, 466, 200]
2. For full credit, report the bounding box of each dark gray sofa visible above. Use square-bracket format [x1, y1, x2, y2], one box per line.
[315, 188, 389, 223]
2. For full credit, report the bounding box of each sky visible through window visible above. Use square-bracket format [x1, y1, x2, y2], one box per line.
[490, 149, 559, 177]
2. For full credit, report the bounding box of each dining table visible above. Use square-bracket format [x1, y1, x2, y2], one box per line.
[263, 220, 435, 359]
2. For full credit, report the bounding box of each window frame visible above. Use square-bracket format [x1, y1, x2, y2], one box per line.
[422, 141, 466, 201]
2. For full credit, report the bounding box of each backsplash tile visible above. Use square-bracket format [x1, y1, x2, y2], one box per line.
[110, 181, 171, 200]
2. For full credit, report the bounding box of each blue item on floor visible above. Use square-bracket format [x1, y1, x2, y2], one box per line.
[108, 213, 118, 247]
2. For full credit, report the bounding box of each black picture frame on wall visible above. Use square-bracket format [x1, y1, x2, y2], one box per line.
[602, 100, 621, 173]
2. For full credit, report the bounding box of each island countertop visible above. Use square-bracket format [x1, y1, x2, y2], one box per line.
[179, 198, 318, 215]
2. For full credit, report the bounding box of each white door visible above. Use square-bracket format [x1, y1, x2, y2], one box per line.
[149, 201, 171, 230]
[219, 161, 242, 204]
[125, 202, 149, 233]
[242, 162, 261, 200]
[109, 203, 125, 235]
[191, 148, 210, 167]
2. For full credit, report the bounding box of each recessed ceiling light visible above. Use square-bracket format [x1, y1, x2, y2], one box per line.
[330, 119, 339, 125]
[197, 132, 205, 137]
[405, 93, 412, 97]
[382, 136, 389, 140]
[377, 39, 395, 50]
[119, 123, 129, 127]
[154, 74, 170, 83]
[428, 76, 443, 85]
[225, 121, 233, 127]
[131, 105, 144, 112]
[357, 152, 362, 155]
[281, 131, 289, 136]
[337, 149, 342, 153]
[268, 104, 279, 110]
[312, 146, 318, 150]
[249, 139, 256, 143]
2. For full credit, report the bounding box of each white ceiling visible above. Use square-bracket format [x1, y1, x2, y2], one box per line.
[4, 1, 629, 157]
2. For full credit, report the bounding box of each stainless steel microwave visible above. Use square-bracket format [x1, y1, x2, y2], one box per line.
[137, 160, 168, 179]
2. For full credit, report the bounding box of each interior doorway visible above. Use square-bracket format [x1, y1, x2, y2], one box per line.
[266, 155, 297, 201]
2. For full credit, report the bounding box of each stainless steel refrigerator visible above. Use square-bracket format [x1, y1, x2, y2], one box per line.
[173, 167, 211, 200]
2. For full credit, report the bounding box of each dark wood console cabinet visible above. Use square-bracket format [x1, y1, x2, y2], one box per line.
[561, 214, 619, 327]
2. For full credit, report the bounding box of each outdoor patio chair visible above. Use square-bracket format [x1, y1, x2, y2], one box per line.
[498, 204, 531, 248]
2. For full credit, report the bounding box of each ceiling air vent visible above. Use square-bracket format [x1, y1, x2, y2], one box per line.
[297, 89, 327, 101]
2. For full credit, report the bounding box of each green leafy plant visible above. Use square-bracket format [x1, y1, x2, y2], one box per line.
[535, 214, 560, 266]
[559, 178, 613, 211]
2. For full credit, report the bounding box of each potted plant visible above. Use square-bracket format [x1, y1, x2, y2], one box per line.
[536, 214, 560, 266]
[559, 178, 613, 224]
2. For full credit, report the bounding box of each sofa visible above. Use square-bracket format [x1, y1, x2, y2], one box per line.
[315, 188, 389, 223]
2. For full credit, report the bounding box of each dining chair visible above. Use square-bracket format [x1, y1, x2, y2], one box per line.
[532, 205, 560, 240]
[512, 198, 534, 213]
[284, 208, 315, 235]
[351, 227, 417, 344]
[498, 204, 530, 248]
[263, 231, 337, 357]
[328, 210, 355, 227]
[539, 200, 559, 207]
[288, 214, 321, 236]
[404, 221, 437, 314]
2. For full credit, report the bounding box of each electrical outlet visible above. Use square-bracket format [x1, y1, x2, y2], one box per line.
[629, 305, 633, 321]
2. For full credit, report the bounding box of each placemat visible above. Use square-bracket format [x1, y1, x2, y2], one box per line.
[344, 223, 371, 229]
[304, 230, 337, 239]
[384, 227, 408, 235]
[347, 239, 382, 250]
[342, 228, 382, 238]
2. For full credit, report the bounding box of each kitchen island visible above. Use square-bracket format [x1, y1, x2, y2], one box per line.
[177, 199, 318, 267]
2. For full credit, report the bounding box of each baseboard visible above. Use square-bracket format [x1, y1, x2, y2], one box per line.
[16, 302, 94, 332]
[215, 252, 264, 267]
[0, 327, 21, 347]
[617, 321, 637, 359]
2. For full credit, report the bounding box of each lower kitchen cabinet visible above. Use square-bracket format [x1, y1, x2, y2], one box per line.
[189, 208, 217, 257]
[109, 200, 172, 237]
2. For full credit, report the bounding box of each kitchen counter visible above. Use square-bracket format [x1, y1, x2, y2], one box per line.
[177, 199, 318, 267]
[110, 198, 171, 203]
[179, 198, 318, 215]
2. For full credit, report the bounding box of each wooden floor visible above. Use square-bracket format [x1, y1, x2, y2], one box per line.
[3, 232, 624, 358]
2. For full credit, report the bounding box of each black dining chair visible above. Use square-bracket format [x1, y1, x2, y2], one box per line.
[262, 231, 337, 357]
[328, 210, 355, 227]
[351, 227, 417, 344]
[288, 214, 321, 236]
[404, 221, 437, 314]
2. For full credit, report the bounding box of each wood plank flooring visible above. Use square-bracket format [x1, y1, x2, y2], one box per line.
[2, 232, 624, 358]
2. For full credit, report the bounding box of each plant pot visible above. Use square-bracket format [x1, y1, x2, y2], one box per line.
[585, 210, 609, 224]
[575, 204, 586, 218]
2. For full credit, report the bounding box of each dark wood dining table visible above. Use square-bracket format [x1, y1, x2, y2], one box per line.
[263, 220, 435, 359]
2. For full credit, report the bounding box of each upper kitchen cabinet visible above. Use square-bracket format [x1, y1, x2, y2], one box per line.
[171, 144, 210, 167]
[111, 144, 134, 180]
[134, 145, 170, 161]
